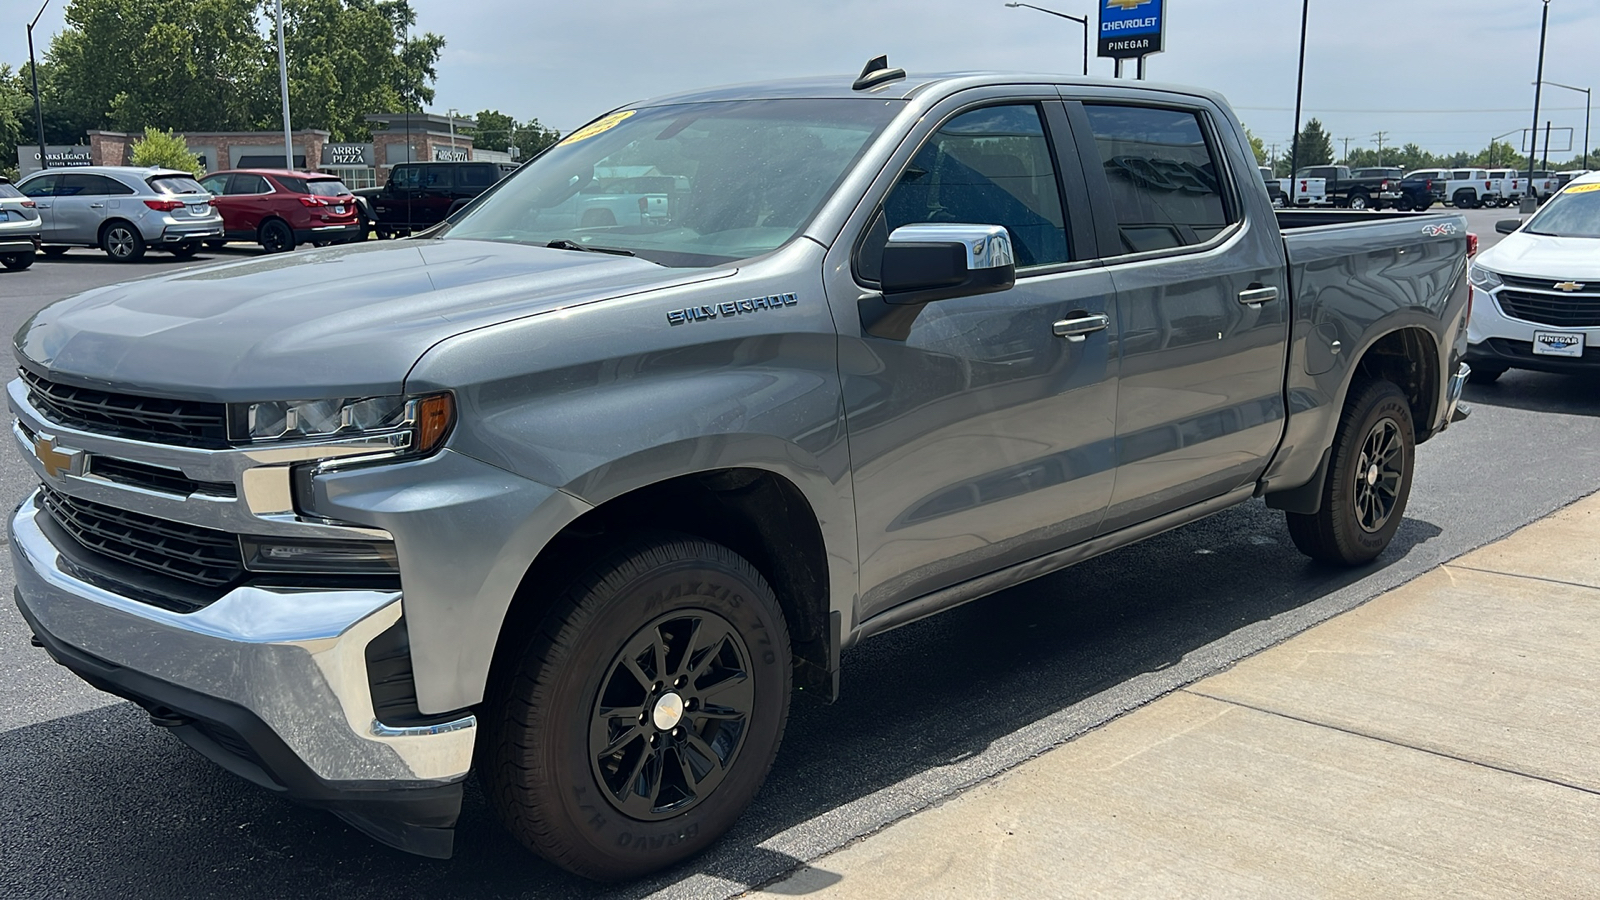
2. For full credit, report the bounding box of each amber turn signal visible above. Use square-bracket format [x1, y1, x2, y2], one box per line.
[415, 393, 455, 453]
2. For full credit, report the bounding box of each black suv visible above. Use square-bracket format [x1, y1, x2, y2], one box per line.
[356, 160, 519, 238]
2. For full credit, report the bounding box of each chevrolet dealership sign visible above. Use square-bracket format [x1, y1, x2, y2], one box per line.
[1098, 0, 1165, 60]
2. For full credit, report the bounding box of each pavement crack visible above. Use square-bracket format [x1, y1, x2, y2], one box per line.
[1442, 563, 1600, 593]
[1183, 688, 1600, 799]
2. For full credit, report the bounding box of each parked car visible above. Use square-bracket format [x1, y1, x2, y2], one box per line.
[1485, 168, 1525, 207]
[1291, 165, 1403, 209]
[1439, 168, 1492, 209]
[12, 68, 1471, 880]
[1395, 170, 1439, 210]
[1467, 171, 1600, 381]
[1259, 165, 1286, 207]
[197, 169, 360, 253]
[356, 160, 519, 238]
[15, 166, 222, 261]
[0, 176, 42, 270]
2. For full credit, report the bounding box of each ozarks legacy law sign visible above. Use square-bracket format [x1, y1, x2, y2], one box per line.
[1098, 0, 1165, 60]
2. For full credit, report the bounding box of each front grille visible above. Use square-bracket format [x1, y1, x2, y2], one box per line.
[1499, 274, 1594, 291]
[41, 488, 244, 587]
[1496, 288, 1600, 328]
[89, 456, 237, 498]
[21, 368, 229, 446]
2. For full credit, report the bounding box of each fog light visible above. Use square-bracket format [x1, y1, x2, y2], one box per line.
[241, 536, 399, 575]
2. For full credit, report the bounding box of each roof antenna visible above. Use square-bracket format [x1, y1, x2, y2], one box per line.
[852, 54, 906, 91]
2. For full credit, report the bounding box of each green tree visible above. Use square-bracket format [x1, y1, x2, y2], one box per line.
[1291, 118, 1334, 170]
[0, 66, 29, 180]
[1243, 125, 1268, 167]
[128, 126, 204, 175]
[471, 109, 560, 161]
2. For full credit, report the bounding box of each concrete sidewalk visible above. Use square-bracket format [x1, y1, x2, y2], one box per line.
[755, 493, 1600, 899]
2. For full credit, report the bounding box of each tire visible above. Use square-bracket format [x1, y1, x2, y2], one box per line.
[1286, 379, 1415, 565]
[1468, 364, 1506, 384]
[1452, 189, 1477, 210]
[1348, 192, 1369, 210]
[259, 219, 295, 253]
[169, 243, 199, 259]
[204, 239, 226, 249]
[41, 246, 68, 258]
[100, 221, 146, 262]
[1, 253, 34, 270]
[482, 534, 792, 880]
[1393, 196, 1413, 211]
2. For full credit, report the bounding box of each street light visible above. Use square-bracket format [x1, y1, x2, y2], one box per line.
[1004, 3, 1088, 77]
[1523, 0, 1550, 213]
[26, 0, 50, 174]
[1539, 80, 1591, 170]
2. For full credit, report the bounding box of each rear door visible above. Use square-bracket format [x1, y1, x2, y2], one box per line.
[827, 94, 1120, 619]
[1068, 98, 1289, 530]
[19, 174, 58, 239]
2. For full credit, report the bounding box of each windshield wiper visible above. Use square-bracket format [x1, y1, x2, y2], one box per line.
[546, 239, 635, 257]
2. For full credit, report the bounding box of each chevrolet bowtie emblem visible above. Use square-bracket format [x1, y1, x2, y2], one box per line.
[33, 435, 81, 479]
[1553, 282, 1585, 292]
[1106, 0, 1153, 8]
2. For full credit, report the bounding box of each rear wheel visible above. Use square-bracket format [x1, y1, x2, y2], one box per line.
[100, 222, 146, 262]
[482, 534, 792, 880]
[1452, 189, 1477, 209]
[1286, 380, 1415, 565]
[1394, 195, 1413, 211]
[0, 253, 34, 270]
[259, 219, 294, 253]
[1348, 192, 1369, 210]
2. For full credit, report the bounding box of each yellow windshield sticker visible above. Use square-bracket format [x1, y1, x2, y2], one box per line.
[558, 110, 635, 146]
[1565, 182, 1600, 194]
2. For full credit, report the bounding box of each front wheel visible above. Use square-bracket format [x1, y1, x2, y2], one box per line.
[482, 534, 792, 880]
[1286, 380, 1415, 565]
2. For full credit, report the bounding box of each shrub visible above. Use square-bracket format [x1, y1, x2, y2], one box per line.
[128, 127, 203, 176]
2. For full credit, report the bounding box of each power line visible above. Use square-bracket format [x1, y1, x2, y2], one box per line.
[1234, 105, 1586, 114]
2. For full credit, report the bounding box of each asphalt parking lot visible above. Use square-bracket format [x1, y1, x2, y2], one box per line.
[1, 207, 1597, 900]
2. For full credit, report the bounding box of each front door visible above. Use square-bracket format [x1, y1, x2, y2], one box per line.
[51, 173, 116, 245]
[834, 101, 1120, 620]
[19, 174, 58, 239]
[415, 164, 457, 227]
[1069, 101, 1289, 531]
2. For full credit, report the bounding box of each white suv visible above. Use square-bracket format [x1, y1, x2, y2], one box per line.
[16, 166, 223, 262]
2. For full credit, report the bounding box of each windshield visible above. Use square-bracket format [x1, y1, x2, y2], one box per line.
[1525, 184, 1600, 238]
[442, 98, 902, 267]
[148, 175, 206, 195]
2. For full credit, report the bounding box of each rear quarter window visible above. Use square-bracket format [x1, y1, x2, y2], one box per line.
[149, 175, 206, 195]
[0, 182, 22, 199]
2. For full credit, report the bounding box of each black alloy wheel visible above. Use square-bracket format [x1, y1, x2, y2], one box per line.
[482, 534, 792, 880]
[1286, 379, 1415, 565]
[259, 219, 294, 253]
[101, 222, 145, 262]
[1394, 196, 1413, 211]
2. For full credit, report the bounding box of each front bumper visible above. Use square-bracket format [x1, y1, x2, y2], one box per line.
[1467, 285, 1600, 373]
[10, 494, 474, 857]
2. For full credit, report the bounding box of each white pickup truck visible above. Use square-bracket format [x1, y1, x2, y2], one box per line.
[1486, 169, 1524, 208]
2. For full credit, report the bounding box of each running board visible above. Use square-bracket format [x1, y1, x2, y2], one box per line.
[854, 485, 1258, 644]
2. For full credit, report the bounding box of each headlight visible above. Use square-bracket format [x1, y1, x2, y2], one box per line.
[1468, 263, 1503, 291]
[229, 392, 454, 455]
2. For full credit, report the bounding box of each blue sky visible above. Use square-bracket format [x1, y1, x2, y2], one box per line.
[2, 0, 1595, 159]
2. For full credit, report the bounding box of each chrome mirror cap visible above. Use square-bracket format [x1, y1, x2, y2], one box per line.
[887, 224, 1015, 270]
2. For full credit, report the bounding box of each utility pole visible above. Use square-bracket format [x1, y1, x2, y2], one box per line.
[275, 0, 293, 169]
[27, 0, 51, 174]
[1341, 136, 1351, 163]
[1372, 131, 1388, 166]
[1523, 0, 1550, 212]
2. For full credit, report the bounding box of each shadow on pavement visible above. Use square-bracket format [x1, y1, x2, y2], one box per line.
[1464, 369, 1600, 418]
[0, 501, 1442, 899]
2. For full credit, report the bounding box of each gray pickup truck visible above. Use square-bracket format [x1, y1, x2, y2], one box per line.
[11, 64, 1471, 880]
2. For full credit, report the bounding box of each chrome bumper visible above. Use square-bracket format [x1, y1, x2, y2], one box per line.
[10, 494, 475, 786]
[1445, 362, 1471, 426]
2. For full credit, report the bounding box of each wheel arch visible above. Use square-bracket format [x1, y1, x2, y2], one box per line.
[1347, 325, 1440, 444]
[485, 464, 839, 707]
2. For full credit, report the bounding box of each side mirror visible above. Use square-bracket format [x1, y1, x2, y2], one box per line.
[880, 224, 1016, 306]
[1495, 218, 1523, 235]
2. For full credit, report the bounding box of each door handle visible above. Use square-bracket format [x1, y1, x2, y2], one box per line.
[1052, 312, 1110, 342]
[34, 202, 50, 209]
[1239, 286, 1279, 306]
[89, 203, 105, 209]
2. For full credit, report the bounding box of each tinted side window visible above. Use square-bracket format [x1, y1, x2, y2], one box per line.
[458, 165, 495, 188]
[20, 175, 57, 197]
[0, 182, 21, 199]
[199, 175, 228, 194]
[880, 104, 1070, 270]
[276, 176, 308, 194]
[57, 174, 98, 196]
[229, 174, 271, 194]
[1082, 104, 1233, 254]
[391, 166, 422, 190]
[422, 166, 455, 189]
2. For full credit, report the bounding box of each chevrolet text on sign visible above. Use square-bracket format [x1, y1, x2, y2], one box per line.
[1098, 0, 1165, 60]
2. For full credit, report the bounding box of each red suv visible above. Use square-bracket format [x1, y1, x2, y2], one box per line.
[198, 169, 361, 252]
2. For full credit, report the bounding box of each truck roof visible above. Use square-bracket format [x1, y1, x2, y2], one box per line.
[628, 71, 1233, 110]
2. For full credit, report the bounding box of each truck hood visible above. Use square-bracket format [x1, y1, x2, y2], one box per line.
[1479, 231, 1600, 280]
[15, 239, 729, 402]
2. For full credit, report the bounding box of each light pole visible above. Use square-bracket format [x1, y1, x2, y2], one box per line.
[447, 108, 459, 152]
[1289, 0, 1309, 205]
[26, 0, 50, 174]
[1523, 0, 1550, 212]
[1004, 2, 1089, 76]
[275, 0, 293, 169]
[1540, 80, 1591, 170]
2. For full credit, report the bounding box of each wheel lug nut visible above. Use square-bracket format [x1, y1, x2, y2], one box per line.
[675, 676, 687, 688]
